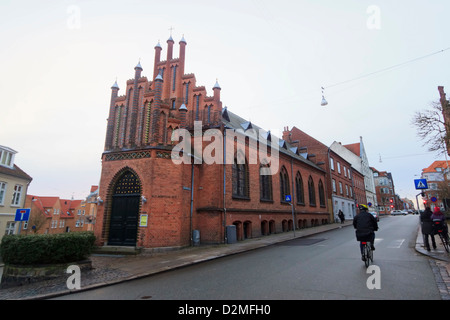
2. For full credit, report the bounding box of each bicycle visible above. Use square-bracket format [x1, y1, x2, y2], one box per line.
[361, 241, 373, 267]
[433, 221, 450, 253]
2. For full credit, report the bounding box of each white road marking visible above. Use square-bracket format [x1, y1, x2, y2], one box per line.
[387, 239, 405, 248]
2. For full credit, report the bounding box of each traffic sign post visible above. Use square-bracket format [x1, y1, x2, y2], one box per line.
[285, 195, 296, 237]
[15, 208, 30, 222]
[14, 208, 30, 235]
[414, 179, 428, 190]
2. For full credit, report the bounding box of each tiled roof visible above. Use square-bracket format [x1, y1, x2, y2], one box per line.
[343, 143, 360, 157]
[0, 164, 32, 182]
[221, 108, 324, 171]
[422, 160, 450, 173]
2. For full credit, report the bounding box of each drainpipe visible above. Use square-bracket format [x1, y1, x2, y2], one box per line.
[223, 128, 227, 244]
[290, 157, 296, 231]
[190, 162, 194, 246]
[327, 147, 336, 222]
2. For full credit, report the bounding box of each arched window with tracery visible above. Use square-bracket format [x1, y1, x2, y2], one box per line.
[280, 166, 290, 202]
[308, 176, 316, 206]
[318, 179, 325, 207]
[260, 164, 272, 201]
[296, 171, 305, 205]
[232, 155, 249, 198]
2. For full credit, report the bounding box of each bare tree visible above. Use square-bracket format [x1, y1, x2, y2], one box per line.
[411, 100, 450, 156]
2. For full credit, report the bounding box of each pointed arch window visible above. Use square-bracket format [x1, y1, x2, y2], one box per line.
[260, 164, 273, 201]
[232, 155, 249, 199]
[184, 82, 190, 105]
[308, 176, 316, 206]
[318, 179, 325, 207]
[195, 95, 200, 121]
[296, 172, 305, 205]
[114, 170, 141, 195]
[172, 65, 177, 91]
[280, 166, 290, 203]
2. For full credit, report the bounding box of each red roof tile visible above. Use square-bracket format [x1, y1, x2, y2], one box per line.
[343, 143, 360, 157]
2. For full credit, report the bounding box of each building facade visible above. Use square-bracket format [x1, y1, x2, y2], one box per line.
[24, 195, 88, 234]
[371, 167, 397, 214]
[420, 160, 450, 210]
[330, 138, 377, 211]
[94, 35, 330, 249]
[0, 145, 32, 240]
[282, 126, 357, 221]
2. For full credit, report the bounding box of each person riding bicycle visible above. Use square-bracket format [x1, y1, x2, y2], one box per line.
[353, 204, 378, 259]
[431, 207, 448, 236]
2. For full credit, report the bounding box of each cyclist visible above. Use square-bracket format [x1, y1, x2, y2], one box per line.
[431, 207, 448, 237]
[353, 204, 379, 260]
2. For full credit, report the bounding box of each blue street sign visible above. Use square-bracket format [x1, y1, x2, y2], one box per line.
[414, 179, 428, 190]
[15, 208, 30, 221]
[285, 195, 292, 202]
[368, 202, 372, 207]
[431, 197, 437, 202]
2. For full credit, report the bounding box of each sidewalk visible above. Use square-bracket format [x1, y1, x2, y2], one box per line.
[0, 219, 448, 300]
[415, 225, 450, 300]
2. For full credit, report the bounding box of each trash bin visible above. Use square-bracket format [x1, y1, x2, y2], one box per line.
[193, 230, 200, 246]
[226, 225, 237, 244]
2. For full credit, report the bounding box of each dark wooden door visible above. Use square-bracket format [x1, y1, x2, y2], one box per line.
[108, 195, 139, 246]
[108, 171, 141, 246]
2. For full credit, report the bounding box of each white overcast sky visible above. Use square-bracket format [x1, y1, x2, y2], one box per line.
[1, 0, 449, 205]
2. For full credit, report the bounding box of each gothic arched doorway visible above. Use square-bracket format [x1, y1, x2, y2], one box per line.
[108, 170, 141, 246]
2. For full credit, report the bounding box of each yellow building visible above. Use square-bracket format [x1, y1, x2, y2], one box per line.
[0, 145, 32, 241]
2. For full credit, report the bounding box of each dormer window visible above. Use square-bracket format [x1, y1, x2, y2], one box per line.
[0, 146, 15, 168]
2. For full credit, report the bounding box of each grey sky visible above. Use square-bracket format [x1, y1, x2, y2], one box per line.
[1, 0, 449, 203]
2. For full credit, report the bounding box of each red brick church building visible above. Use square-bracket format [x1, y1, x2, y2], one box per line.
[94, 35, 330, 249]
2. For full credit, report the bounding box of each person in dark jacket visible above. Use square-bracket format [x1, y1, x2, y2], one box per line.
[353, 204, 378, 258]
[420, 207, 437, 251]
[338, 210, 345, 224]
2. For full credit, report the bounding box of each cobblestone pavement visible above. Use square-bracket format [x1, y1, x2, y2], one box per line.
[0, 220, 449, 300]
[415, 226, 450, 300]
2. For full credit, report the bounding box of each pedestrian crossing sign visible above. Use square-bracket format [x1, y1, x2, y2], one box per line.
[414, 179, 428, 190]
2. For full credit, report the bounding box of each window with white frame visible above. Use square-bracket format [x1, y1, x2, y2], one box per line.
[5, 221, 16, 235]
[330, 158, 335, 170]
[11, 184, 23, 206]
[0, 149, 14, 168]
[337, 162, 341, 174]
[0, 181, 6, 205]
[332, 179, 336, 192]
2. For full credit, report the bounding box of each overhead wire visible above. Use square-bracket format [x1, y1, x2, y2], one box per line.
[323, 47, 450, 91]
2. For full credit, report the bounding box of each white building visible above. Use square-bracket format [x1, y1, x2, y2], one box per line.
[330, 137, 377, 211]
[0, 145, 32, 240]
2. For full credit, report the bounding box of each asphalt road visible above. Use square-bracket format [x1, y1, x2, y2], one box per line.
[54, 214, 441, 300]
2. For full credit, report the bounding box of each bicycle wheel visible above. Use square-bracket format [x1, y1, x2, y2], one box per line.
[441, 233, 450, 253]
[367, 242, 374, 264]
[364, 244, 371, 268]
